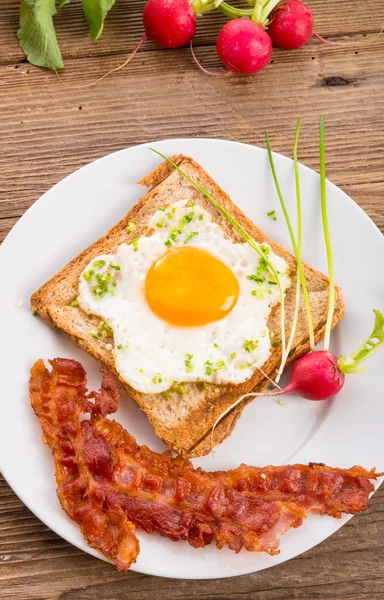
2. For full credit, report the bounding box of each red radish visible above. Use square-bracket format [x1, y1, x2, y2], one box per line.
[268, 0, 313, 50]
[275, 351, 345, 401]
[143, 0, 196, 48]
[216, 18, 273, 75]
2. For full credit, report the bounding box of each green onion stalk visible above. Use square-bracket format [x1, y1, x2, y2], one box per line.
[265, 121, 315, 380]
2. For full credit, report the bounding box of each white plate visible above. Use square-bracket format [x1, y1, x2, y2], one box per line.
[0, 139, 383, 579]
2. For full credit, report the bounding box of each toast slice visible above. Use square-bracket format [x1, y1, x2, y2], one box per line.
[31, 155, 344, 457]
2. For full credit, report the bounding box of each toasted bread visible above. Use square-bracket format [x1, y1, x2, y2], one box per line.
[31, 155, 344, 457]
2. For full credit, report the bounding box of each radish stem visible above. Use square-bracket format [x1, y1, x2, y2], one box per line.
[265, 128, 315, 354]
[150, 148, 288, 373]
[320, 116, 335, 352]
[218, 3, 253, 19]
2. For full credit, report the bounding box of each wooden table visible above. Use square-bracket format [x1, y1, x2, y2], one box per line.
[1, 1, 383, 598]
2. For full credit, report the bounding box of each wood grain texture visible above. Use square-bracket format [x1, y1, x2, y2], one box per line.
[0, 0, 383, 597]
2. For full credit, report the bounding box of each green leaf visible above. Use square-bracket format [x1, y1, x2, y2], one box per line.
[82, 0, 115, 40]
[338, 310, 384, 374]
[18, 0, 65, 70]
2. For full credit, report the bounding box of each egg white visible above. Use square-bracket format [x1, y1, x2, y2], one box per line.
[78, 200, 290, 393]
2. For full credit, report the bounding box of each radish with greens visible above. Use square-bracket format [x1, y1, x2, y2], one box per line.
[149, 120, 384, 446]
[230, 117, 384, 406]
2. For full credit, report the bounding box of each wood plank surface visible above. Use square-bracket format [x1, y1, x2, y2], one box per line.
[0, 1, 383, 598]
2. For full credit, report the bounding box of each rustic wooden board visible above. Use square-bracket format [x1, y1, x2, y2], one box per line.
[1, 0, 383, 598]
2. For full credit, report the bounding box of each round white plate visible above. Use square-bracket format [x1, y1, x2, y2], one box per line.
[0, 139, 383, 579]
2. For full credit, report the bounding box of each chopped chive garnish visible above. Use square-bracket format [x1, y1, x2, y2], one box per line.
[268, 281, 277, 285]
[117, 344, 122, 350]
[110, 263, 120, 270]
[164, 240, 172, 247]
[247, 274, 264, 284]
[243, 339, 258, 353]
[158, 207, 166, 212]
[183, 211, 195, 224]
[93, 259, 106, 269]
[213, 343, 219, 348]
[132, 238, 139, 252]
[230, 352, 236, 359]
[32, 310, 38, 317]
[184, 231, 198, 244]
[203, 384, 209, 391]
[126, 221, 136, 232]
[185, 353, 194, 373]
[267, 210, 277, 221]
[70, 299, 79, 307]
[139, 368, 144, 373]
[204, 360, 213, 376]
[252, 290, 265, 299]
[161, 391, 170, 398]
[89, 330, 100, 339]
[83, 269, 94, 282]
[152, 373, 163, 384]
[216, 360, 225, 370]
[156, 218, 165, 228]
[272, 340, 282, 347]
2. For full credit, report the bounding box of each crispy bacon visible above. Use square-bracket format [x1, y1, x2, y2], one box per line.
[214, 463, 380, 518]
[30, 359, 382, 571]
[30, 359, 139, 571]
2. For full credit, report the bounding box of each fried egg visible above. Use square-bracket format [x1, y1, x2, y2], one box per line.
[78, 200, 290, 393]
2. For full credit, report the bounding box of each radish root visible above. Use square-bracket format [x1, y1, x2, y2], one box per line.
[55, 35, 147, 89]
[313, 24, 384, 47]
[190, 42, 232, 77]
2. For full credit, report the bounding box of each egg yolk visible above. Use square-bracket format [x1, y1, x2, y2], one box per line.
[145, 246, 239, 326]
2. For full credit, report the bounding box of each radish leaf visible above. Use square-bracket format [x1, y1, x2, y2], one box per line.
[18, 0, 66, 69]
[82, 0, 115, 40]
[338, 310, 384, 374]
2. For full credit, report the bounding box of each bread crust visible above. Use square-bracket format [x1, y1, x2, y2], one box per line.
[31, 155, 344, 457]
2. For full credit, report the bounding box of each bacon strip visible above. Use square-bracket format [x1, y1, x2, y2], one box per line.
[214, 463, 380, 518]
[30, 359, 139, 571]
[30, 359, 382, 571]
